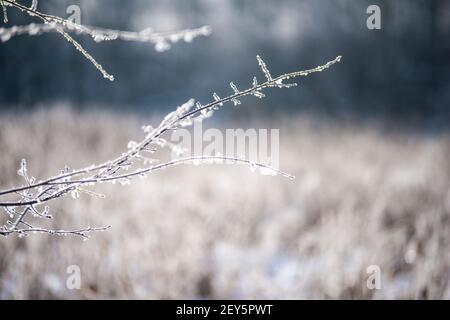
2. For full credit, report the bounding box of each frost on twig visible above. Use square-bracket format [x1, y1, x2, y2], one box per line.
[0, 23, 212, 52]
[30, 0, 38, 11]
[0, 0, 211, 80]
[1, 0, 7, 23]
[0, 54, 341, 239]
[256, 55, 272, 82]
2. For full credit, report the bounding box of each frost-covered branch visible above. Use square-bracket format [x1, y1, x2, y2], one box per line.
[0, 55, 341, 239]
[0, 0, 211, 80]
[0, 23, 212, 52]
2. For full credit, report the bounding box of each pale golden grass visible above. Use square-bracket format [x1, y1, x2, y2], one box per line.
[0, 106, 449, 299]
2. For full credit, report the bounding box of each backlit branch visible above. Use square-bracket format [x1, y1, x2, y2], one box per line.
[0, 0, 211, 80]
[0, 54, 341, 238]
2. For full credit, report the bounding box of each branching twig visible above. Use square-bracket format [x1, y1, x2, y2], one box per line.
[0, 0, 211, 80]
[0, 54, 342, 238]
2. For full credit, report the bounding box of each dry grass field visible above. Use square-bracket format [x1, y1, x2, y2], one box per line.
[0, 106, 449, 299]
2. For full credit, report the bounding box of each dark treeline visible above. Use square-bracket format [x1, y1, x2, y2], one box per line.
[0, 0, 448, 128]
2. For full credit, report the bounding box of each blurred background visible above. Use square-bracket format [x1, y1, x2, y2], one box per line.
[0, 0, 450, 299]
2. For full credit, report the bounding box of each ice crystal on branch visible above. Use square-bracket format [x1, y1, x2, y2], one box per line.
[30, 0, 37, 11]
[1, 0, 7, 23]
[256, 55, 273, 81]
